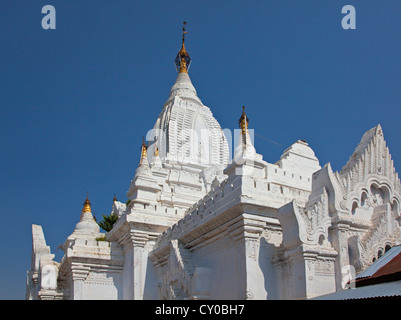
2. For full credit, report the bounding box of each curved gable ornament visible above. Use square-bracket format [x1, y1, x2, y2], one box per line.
[339, 125, 401, 222]
[314, 125, 401, 273]
[158, 239, 212, 300]
[277, 125, 401, 290]
[161, 239, 194, 299]
[278, 188, 332, 249]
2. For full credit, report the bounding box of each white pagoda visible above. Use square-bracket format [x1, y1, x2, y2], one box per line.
[26, 24, 401, 300]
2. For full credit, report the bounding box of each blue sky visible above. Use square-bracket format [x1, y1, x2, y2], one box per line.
[1, 0, 401, 299]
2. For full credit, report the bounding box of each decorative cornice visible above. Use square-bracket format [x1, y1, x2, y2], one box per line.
[118, 229, 159, 249]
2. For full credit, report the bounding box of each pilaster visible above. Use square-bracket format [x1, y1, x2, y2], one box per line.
[118, 229, 159, 300]
[329, 221, 352, 291]
[227, 214, 270, 300]
[70, 264, 90, 300]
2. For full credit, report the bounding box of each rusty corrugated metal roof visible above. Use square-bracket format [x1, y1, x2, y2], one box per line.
[356, 245, 401, 280]
[313, 245, 401, 300]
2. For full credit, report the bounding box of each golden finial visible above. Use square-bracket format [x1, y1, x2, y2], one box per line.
[82, 193, 92, 213]
[239, 106, 249, 134]
[140, 137, 148, 163]
[175, 21, 191, 73]
[113, 193, 118, 202]
[182, 21, 188, 44]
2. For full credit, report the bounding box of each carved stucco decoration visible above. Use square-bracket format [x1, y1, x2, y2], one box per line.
[325, 126, 401, 272]
[278, 187, 333, 250]
[302, 188, 332, 246]
[348, 202, 401, 272]
[340, 125, 401, 219]
[278, 125, 401, 278]
[159, 239, 194, 299]
[159, 239, 211, 300]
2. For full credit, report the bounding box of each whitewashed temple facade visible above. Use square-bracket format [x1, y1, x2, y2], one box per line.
[26, 27, 401, 300]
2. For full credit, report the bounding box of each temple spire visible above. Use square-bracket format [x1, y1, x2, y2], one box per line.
[82, 193, 91, 213]
[151, 137, 162, 168]
[234, 106, 256, 159]
[140, 137, 148, 165]
[71, 193, 100, 236]
[239, 106, 249, 135]
[175, 21, 191, 73]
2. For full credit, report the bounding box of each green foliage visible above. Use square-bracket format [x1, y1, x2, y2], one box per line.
[97, 212, 119, 232]
[95, 235, 108, 241]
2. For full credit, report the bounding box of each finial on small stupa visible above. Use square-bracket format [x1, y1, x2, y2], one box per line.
[140, 137, 148, 164]
[239, 106, 250, 134]
[82, 193, 92, 213]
